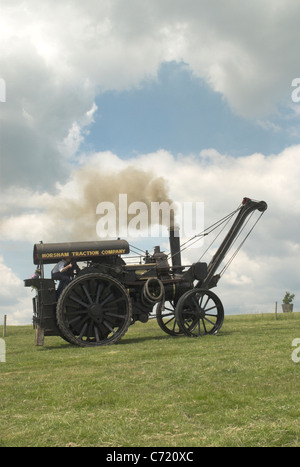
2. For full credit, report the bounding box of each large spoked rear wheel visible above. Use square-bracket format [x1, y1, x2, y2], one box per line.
[175, 288, 224, 337]
[56, 273, 132, 346]
[156, 300, 184, 336]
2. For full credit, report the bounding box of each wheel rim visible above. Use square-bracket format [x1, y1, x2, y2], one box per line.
[156, 300, 184, 336]
[56, 273, 131, 346]
[175, 288, 224, 337]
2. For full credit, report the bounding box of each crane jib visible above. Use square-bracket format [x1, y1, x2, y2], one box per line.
[200, 197, 267, 289]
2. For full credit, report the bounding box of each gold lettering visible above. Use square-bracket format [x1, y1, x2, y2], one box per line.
[72, 251, 87, 257]
[101, 249, 126, 255]
[41, 249, 127, 260]
[42, 252, 70, 259]
[71, 250, 100, 257]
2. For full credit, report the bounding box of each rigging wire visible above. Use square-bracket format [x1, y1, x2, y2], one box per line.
[128, 205, 242, 262]
[127, 201, 265, 275]
[196, 207, 240, 262]
[165, 202, 265, 278]
[166, 205, 241, 263]
[219, 210, 264, 276]
[128, 243, 146, 256]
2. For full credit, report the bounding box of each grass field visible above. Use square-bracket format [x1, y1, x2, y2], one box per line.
[1, 312, 300, 447]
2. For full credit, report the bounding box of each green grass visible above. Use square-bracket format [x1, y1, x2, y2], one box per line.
[1, 312, 300, 447]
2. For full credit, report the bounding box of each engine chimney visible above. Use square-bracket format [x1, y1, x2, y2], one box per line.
[169, 226, 182, 270]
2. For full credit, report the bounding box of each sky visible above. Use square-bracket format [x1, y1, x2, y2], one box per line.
[1, 0, 300, 325]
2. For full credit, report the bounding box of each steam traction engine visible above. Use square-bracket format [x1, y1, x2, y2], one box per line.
[24, 197, 267, 346]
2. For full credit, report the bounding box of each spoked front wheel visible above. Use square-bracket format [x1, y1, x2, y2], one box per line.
[175, 288, 224, 337]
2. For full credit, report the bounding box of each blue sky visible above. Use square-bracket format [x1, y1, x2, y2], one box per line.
[1, 0, 300, 324]
[85, 61, 295, 159]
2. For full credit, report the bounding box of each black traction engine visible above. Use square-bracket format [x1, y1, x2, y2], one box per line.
[24, 197, 267, 346]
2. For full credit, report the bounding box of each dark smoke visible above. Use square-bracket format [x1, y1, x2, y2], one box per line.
[49, 165, 175, 240]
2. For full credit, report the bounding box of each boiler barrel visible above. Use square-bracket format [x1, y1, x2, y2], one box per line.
[33, 240, 130, 265]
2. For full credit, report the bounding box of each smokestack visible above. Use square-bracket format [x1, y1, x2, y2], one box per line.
[169, 226, 182, 270]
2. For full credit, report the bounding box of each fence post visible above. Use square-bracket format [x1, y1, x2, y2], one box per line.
[275, 302, 277, 320]
[35, 326, 44, 346]
[3, 315, 7, 337]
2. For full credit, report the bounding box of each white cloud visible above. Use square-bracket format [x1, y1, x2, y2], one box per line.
[0, 255, 23, 299]
[1, 146, 299, 245]
[59, 102, 98, 157]
[1, 0, 300, 191]
[0, 255, 32, 325]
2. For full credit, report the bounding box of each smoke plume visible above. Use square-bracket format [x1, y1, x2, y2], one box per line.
[49, 165, 175, 240]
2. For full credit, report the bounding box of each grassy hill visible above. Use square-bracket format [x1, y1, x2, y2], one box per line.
[1, 312, 300, 447]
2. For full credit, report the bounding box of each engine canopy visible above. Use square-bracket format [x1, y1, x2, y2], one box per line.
[33, 240, 130, 264]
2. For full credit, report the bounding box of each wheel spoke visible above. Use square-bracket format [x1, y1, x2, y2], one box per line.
[103, 320, 116, 334]
[105, 312, 127, 320]
[75, 314, 89, 329]
[164, 316, 176, 326]
[101, 292, 114, 307]
[201, 318, 207, 334]
[161, 312, 174, 318]
[164, 306, 175, 312]
[82, 285, 93, 304]
[68, 315, 82, 325]
[197, 319, 201, 336]
[79, 322, 88, 339]
[203, 304, 217, 313]
[202, 295, 210, 309]
[69, 294, 89, 308]
[67, 308, 88, 316]
[191, 296, 201, 313]
[204, 316, 217, 327]
[183, 316, 193, 327]
[94, 325, 100, 342]
[96, 283, 104, 303]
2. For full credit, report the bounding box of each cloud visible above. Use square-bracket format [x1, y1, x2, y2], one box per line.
[0, 254, 23, 301]
[164, 0, 300, 117]
[1, 0, 300, 192]
[0, 255, 32, 325]
[1, 146, 300, 245]
[0, 160, 174, 243]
